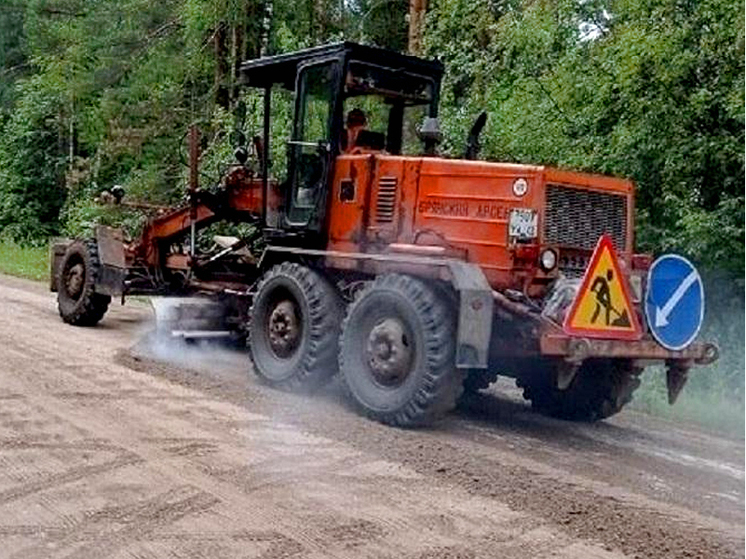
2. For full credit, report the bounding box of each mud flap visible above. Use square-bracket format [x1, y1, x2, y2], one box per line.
[49, 240, 71, 292]
[666, 360, 690, 405]
[94, 226, 126, 297]
[447, 261, 493, 369]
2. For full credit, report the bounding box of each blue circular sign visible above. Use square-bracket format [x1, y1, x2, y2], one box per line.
[644, 255, 704, 351]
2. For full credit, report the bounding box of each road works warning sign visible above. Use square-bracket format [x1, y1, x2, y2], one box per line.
[563, 235, 642, 340]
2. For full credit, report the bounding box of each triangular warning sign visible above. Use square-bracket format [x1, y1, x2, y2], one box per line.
[563, 235, 642, 340]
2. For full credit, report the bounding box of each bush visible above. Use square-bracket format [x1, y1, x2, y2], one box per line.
[0, 73, 67, 242]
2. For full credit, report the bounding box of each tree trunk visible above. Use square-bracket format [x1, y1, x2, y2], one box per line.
[245, 0, 264, 60]
[306, 0, 316, 42]
[214, 22, 230, 109]
[408, 0, 427, 56]
[232, 22, 244, 103]
[260, 0, 274, 56]
[316, 0, 331, 40]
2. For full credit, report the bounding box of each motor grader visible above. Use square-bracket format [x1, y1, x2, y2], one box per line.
[50, 42, 718, 426]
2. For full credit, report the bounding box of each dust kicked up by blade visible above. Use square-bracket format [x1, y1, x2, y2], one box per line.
[150, 297, 232, 341]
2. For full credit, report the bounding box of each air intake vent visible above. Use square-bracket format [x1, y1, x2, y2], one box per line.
[375, 176, 398, 223]
[544, 184, 627, 252]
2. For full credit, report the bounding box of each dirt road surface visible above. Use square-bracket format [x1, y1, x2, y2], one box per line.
[0, 274, 742, 559]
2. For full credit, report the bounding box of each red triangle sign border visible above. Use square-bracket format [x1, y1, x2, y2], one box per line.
[563, 234, 643, 340]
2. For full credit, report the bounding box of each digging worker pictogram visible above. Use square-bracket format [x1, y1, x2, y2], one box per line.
[590, 269, 630, 327]
[564, 235, 642, 340]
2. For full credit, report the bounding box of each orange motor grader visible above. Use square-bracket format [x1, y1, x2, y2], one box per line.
[51, 42, 717, 426]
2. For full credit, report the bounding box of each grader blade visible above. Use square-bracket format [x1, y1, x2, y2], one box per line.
[150, 298, 232, 341]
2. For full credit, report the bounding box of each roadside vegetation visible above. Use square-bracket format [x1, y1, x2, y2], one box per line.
[0, 0, 742, 432]
[632, 373, 744, 438]
[0, 241, 48, 282]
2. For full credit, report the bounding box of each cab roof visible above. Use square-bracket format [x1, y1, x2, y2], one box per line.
[240, 42, 444, 90]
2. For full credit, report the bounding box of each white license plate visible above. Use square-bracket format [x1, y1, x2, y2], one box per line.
[508, 209, 538, 239]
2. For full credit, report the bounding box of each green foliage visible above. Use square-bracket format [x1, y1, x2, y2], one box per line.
[1, 0, 741, 274]
[0, 241, 48, 281]
[0, 71, 67, 241]
[347, 0, 408, 51]
[0, 2, 27, 112]
[428, 0, 744, 278]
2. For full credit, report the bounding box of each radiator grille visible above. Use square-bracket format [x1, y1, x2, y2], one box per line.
[375, 176, 398, 223]
[544, 185, 628, 251]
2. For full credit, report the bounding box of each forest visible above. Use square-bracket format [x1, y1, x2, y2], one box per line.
[0, 0, 743, 427]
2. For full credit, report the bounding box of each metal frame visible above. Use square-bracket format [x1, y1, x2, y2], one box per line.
[284, 55, 344, 231]
[239, 42, 444, 245]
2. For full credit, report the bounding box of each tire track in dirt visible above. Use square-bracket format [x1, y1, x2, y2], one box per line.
[0, 275, 741, 558]
[0, 452, 143, 506]
[0, 438, 121, 452]
[0, 314, 558, 558]
[10, 486, 221, 559]
[115, 349, 745, 559]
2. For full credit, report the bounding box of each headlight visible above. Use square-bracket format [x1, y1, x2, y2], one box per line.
[540, 248, 558, 272]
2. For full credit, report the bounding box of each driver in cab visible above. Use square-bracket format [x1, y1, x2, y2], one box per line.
[341, 108, 368, 153]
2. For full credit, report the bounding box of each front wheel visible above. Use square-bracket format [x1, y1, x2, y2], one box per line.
[339, 274, 463, 427]
[57, 240, 111, 326]
[518, 358, 642, 421]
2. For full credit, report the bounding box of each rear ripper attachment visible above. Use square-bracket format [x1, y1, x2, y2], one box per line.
[51, 42, 718, 427]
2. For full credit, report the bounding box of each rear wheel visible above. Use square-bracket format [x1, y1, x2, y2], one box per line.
[518, 358, 641, 421]
[248, 263, 343, 391]
[339, 274, 463, 426]
[57, 240, 111, 326]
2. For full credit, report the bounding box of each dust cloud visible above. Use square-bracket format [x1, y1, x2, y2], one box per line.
[632, 284, 745, 438]
[131, 297, 251, 382]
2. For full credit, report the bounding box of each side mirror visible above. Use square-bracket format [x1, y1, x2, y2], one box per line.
[417, 117, 442, 155]
[317, 140, 331, 154]
[230, 130, 247, 148]
[231, 101, 248, 155]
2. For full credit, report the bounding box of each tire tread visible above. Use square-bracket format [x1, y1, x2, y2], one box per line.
[248, 263, 342, 392]
[339, 274, 463, 427]
[519, 358, 641, 421]
[57, 239, 111, 326]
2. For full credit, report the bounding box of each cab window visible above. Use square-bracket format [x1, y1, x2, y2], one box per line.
[342, 62, 434, 156]
[287, 61, 337, 224]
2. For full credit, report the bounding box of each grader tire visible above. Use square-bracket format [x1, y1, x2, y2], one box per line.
[57, 240, 111, 326]
[339, 274, 463, 427]
[248, 263, 343, 392]
[519, 358, 641, 422]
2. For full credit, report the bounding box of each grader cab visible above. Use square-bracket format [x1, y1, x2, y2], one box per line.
[51, 42, 718, 426]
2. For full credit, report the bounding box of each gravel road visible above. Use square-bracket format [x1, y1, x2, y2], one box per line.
[0, 274, 742, 558]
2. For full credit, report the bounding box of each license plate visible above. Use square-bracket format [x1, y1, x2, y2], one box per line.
[508, 209, 538, 239]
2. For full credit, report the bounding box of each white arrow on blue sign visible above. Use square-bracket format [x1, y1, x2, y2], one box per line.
[644, 255, 704, 351]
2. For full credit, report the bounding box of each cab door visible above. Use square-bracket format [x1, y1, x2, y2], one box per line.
[285, 59, 340, 229]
